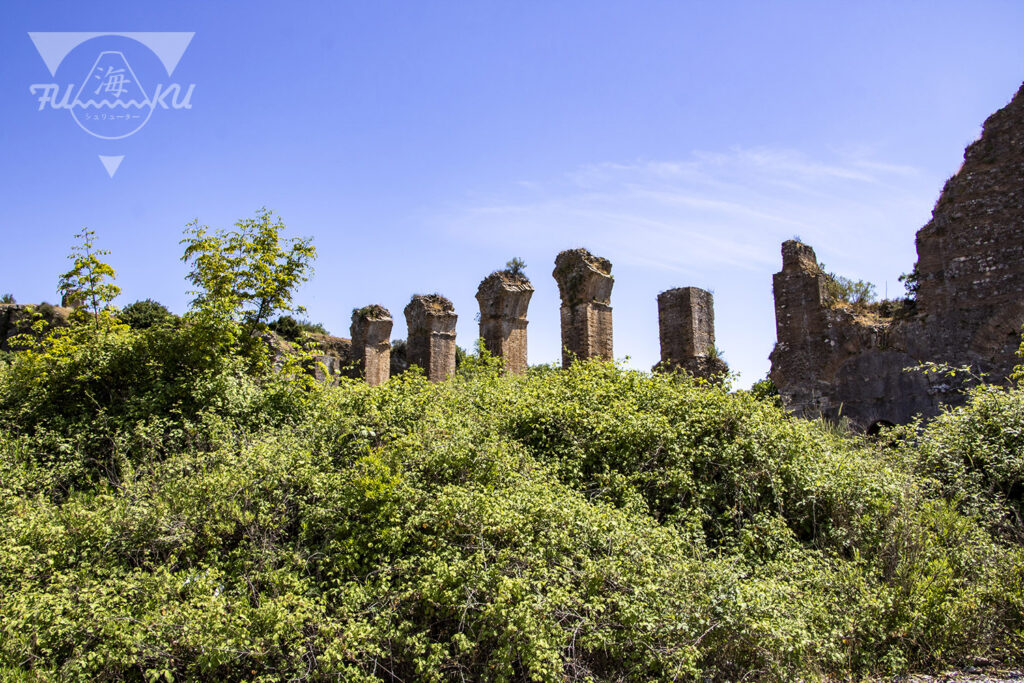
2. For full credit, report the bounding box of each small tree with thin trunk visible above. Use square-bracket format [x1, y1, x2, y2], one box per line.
[181, 208, 316, 343]
[58, 229, 121, 332]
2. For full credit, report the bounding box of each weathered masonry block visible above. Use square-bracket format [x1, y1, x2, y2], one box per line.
[553, 248, 613, 368]
[404, 294, 457, 382]
[768, 81, 1024, 432]
[657, 287, 728, 380]
[476, 270, 534, 375]
[350, 305, 393, 386]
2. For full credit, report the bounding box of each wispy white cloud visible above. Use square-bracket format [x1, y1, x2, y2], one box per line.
[437, 146, 936, 277]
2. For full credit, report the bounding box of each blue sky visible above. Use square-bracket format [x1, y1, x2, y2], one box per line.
[2, 2, 1023, 385]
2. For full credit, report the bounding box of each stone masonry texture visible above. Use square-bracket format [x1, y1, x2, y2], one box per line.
[476, 271, 534, 375]
[404, 294, 458, 382]
[350, 305, 393, 387]
[769, 82, 1024, 431]
[657, 287, 728, 380]
[553, 248, 614, 368]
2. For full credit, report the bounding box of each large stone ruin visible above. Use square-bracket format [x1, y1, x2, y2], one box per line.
[656, 287, 728, 381]
[350, 305, 393, 387]
[552, 248, 614, 367]
[476, 269, 533, 375]
[404, 294, 458, 382]
[770, 82, 1024, 431]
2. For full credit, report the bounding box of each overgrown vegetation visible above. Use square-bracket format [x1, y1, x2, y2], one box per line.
[267, 314, 328, 342]
[821, 267, 877, 307]
[820, 261, 917, 319]
[0, 222, 1022, 681]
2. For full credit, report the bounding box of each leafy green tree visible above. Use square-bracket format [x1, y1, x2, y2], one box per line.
[119, 299, 177, 330]
[181, 208, 316, 338]
[58, 229, 121, 330]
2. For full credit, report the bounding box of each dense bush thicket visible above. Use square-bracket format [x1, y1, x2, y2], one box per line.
[1, 323, 1022, 681]
[0, 224, 1022, 681]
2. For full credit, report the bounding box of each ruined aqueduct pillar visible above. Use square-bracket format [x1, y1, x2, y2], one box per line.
[657, 287, 728, 380]
[476, 271, 534, 375]
[552, 248, 613, 368]
[350, 305, 393, 387]
[404, 294, 458, 382]
[771, 240, 827, 350]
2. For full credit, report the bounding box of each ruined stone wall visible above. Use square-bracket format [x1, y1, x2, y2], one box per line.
[0, 303, 71, 351]
[656, 287, 728, 380]
[768, 241, 938, 428]
[553, 249, 613, 368]
[404, 294, 457, 382]
[305, 333, 353, 383]
[769, 81, 1024, 430]
[914, 83, 1024, 381]
[476, 271, 533, 375]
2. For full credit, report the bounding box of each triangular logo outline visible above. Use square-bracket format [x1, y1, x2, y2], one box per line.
[28, 32, 194, 77]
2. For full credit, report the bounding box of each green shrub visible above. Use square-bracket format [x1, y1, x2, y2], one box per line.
[118, 299, 178, 330]
[0, 359, 1021, 680]
[267, 314, 328, 342]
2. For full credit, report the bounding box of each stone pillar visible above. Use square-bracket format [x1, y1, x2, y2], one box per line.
[768, 239, 832, 418]
[350, 305, 393, 386]
[657, 287, 728, 379]
[772, 240, 827, 348]
[476, 271, 534, 374]
[552, 248, 613, 368]
[404, 294, 457, 382]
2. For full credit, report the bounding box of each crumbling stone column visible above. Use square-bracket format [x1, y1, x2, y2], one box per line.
[476, 271, 533, 374]
[350, 305, 393, 386]
[404, 294, 457, 382]
[771, 240, 827, 349]
[656, 287, 728, 380]
[552, 248, 613, 368]
[768, 240, 829, 413]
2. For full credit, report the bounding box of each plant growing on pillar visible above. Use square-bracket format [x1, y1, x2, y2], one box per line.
[505, 257, 527, 277]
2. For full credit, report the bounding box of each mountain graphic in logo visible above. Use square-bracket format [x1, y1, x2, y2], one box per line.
[71, 51, 154, 139]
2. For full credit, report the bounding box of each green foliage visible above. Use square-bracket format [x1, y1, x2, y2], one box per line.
[894, 383, 1024, 543]
[267, 314, 328, 342]
[505, 257, 527, 277]
[900, 263, 922, 299]
[1, 354, 1022, 680]
[1, 293, 14, 304]
[1013, 323, 1024, 385]
[750, 374, 782, 406]
[456, 338, 505, 379]
[118, 299, 178, 330]
[821, 266, 877, 307]
[58, 229, 121, 329]
[181, 208, 316, 338]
